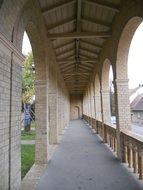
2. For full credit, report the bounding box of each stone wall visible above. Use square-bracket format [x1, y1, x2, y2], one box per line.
[70, 94, 83, 120]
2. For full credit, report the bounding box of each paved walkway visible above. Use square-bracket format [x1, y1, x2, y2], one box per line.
[37, 120, 143, 190]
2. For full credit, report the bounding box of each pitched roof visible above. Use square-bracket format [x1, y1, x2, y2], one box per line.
[131, 94, 143, 111]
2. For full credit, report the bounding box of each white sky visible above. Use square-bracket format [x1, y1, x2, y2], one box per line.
[22, 32, 32, 55]
[128, 22, 143, 89]
[22, 24, 143, 89]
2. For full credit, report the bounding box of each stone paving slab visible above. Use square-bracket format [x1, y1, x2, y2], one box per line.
[37, 120, 143, 190]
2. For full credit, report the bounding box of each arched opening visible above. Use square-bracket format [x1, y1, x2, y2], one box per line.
[101, 59, 112, 124]
[21, 31, 35, 179]
[73, 106, 80, 119]
[94, 74, 101, 121]
[116, 17, 143, 130]
[128, 22, 143, 132]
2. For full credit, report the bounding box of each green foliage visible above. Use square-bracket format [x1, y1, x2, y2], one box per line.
[21, 145, 35, 179]
[22, 52, 35, 103]
[21, 130, 35, 140]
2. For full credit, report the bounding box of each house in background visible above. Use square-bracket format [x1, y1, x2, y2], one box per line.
[130, 85, 143, 125]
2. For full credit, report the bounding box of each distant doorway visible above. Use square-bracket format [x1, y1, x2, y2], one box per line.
[73, 106, 80, 119]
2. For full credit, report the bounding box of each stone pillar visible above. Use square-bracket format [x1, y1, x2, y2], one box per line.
[115, 79, 131, 159]
[95, 94, 102, 121]
[48, 69, 58, 144]
[35, 80, 49, 164]
[101, 90, 111, 123]
[0, 33, 25, 190]
[57, 87, 63, 135]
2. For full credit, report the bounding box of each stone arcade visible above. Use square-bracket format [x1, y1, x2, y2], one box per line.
[0, 0, 143, 189]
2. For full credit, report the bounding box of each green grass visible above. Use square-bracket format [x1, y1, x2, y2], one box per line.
[21, 130, 35, 140]
[21, 145, 35, 179]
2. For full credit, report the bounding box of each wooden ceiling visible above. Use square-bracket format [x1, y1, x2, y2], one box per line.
[39, 0, 120, 94]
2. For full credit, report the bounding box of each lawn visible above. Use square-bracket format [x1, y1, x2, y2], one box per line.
[21, 144, 35, 179]
[21, 130, 35, 140]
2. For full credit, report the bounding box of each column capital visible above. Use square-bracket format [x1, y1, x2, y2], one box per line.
[115, 79, 129, 85]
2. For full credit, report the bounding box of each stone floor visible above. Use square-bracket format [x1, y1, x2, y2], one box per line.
[37, 120, 143, 190]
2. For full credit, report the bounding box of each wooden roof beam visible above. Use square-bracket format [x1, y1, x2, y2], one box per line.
[62, 66, 75, 72]
[81, 40, 102, 49]
[54, 41, 74, 50]
[80, 48, 98, 58]
[57, 58, 97, 64]
[83, 0, 120, 12]
[42, 0, 76, 15]
[82, 17, 111, 28]
[80, 48, 99, 55]
[63, 72, 89, 76]
[47, 31, 111, 39]
[56, 48, 75, 58]
[48, 18, 76, 31]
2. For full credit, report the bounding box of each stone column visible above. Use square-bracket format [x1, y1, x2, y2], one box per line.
[48, 69, 58, 144]
[35, 80, 49, 164]
[57, 87, 63, 135]
[95, 94, 102, 121]
[114, 79, 131, 159]
[101, 90, 111, 123]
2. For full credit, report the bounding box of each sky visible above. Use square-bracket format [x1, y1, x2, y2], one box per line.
[22, 32, 32, 55]
[128, 22, 143, 89]
[22, 22, 143, 89]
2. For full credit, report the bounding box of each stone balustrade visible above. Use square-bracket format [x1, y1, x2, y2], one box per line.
[83, 114, 143, 180]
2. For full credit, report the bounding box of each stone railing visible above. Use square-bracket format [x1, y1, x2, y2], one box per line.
[121, 130, 143, 179]
[83, 114, 143, 180]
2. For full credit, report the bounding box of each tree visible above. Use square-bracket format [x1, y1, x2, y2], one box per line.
[22, 52, 35, 103]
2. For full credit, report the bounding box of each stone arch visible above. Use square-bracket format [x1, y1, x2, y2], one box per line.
[101, 59, 111, 91]
[12, 4, 49, 165]
[74, 106, 80, 119]
[94, 74, 101, 121]
[116, 16, 143, 79]
[115, 17, 143, 131]
[101, 59, 112, 123]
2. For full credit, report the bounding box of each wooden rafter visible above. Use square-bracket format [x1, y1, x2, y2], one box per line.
[81, 47, 99, 55]
[42, 0, 76, 15]
[56, 48, 75, 58]
[81, 62, 95, 68]
[47, 31, 111, 39]
[57, 58, 97, 64]
[63, 72, 89, 76]
[54, 41, 74, 50]
[62, 66, 75, 72]
[48, 18, 76, 31]
[83, 0, 120, 12]
[82, 17, 111, 28]
[60, 62, 73, 69]
[81, 40, 102, 49]
[79, 64, 93, 71]
[80, 48, 98, 57]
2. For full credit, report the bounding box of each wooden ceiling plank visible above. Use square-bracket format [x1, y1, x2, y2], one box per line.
[42, 0, 76, 15]
[54, 41, 74, 50]
[56, 48, 75, 58]
[48, 18, 76, 31]
[83, 0, 119, 12]
[57, 58, 97, 63]
[82, 17, 111, 28]
[80, 47, 99, 55]
[81, 40, 102, 49]
[63, 72, 89, 76]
